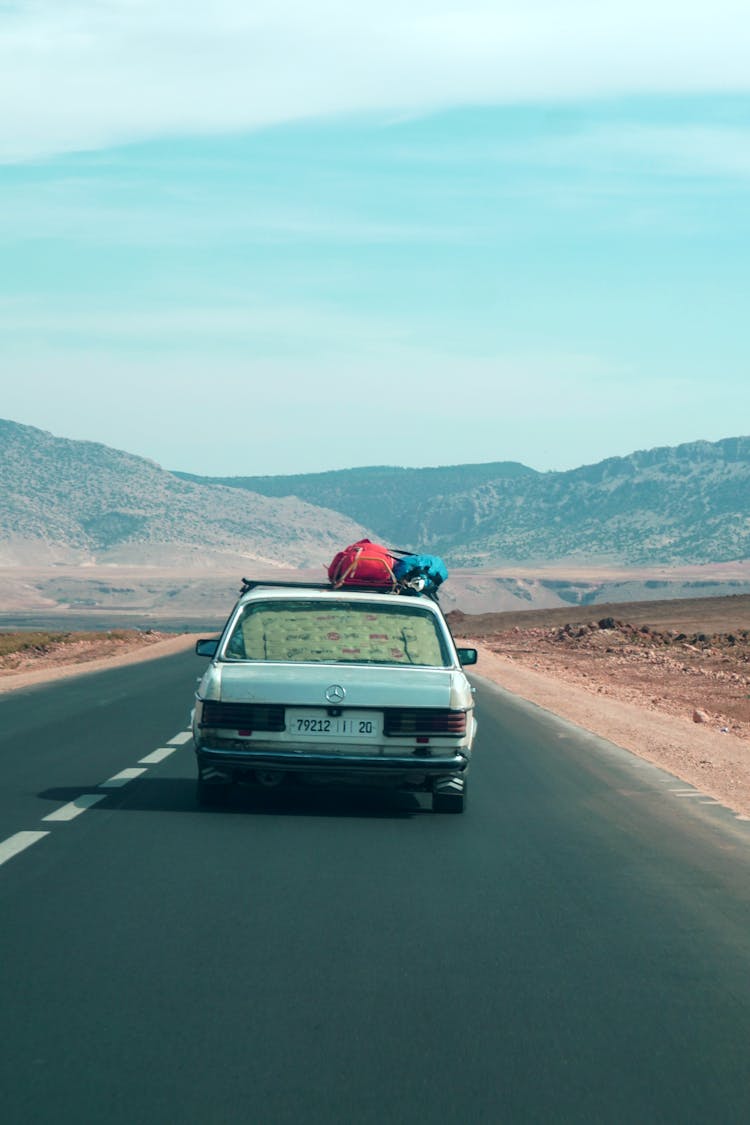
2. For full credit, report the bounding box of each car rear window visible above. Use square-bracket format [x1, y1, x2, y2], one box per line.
[223, 600, 450, 666]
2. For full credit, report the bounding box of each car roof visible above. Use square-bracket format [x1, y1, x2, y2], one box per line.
[235, 581, 442, 613]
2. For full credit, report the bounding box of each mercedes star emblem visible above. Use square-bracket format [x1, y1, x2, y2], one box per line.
[325, 684, 346, 703]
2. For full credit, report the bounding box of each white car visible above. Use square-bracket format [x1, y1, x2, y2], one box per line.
[193, 580, 477, 812]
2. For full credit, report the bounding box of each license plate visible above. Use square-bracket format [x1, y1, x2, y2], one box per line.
[287, 710, 380, 739]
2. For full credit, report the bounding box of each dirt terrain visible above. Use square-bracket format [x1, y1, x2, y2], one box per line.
[0, 630, 196, 692]
[2, 593, 750, 817]
[449, 593, 750, 817]
[3, 560, 750, 621]
[449, 594, 750, 733]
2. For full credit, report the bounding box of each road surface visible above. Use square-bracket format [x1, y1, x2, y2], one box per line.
[2, 651, 750, 1124]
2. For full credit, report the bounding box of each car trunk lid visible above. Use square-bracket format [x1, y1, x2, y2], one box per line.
[218, 661, 455, 709]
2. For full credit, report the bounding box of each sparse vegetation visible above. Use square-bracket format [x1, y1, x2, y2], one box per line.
[0, 630, 132, 659]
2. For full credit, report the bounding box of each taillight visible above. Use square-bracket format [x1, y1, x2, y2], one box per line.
[200, 702, 285, 731]
[383, 709, 467, 737]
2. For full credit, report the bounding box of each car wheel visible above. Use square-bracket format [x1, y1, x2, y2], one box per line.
[432, 775, 467, 813]
[432, 789, 466, 813]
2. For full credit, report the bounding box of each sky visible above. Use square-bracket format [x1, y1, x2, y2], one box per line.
[1, 1, 749, 477]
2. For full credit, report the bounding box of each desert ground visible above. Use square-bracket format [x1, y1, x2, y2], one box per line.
[2, 588, 749, 817]
[3, 560, 750, 622]
[448, 594, 750, 818]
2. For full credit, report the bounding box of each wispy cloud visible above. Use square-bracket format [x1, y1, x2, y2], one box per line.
[0, 177, 467, 247]
[528, 124, 750, 180]
[388, 119, 750, 182]
[0, 293, 415, 356]
[3, 1, 750, 161]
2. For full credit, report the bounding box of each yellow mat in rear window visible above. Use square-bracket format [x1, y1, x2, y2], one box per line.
[228, 604, 446, 666]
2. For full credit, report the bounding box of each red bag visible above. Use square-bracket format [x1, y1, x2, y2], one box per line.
[327, 539, 397, 588]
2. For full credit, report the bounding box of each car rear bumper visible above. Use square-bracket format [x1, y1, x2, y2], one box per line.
[196, 745, 469, 775]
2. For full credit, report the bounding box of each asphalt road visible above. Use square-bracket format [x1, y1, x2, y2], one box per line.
[2, 652, 750, 1124]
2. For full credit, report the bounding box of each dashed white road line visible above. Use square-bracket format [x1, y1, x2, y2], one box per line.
[168, 731, 192, 745]
[139, 747, 178, 764]
[0, 831, 50, 867]
[43, 793, 108, 822]
[3, 732, 191, 866]
[100, 767, 148, 788]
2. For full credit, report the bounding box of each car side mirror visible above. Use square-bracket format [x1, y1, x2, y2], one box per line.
[195, 638, 219, 657]
[457, 647, 477, 666]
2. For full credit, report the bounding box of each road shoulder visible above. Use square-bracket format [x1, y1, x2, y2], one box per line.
[468, 640, 750, 818]
[0, 633, 198, 694]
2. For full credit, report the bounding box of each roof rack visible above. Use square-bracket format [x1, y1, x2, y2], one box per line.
[239, 578, 436, 600]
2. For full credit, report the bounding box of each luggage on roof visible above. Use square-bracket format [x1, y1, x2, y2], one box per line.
[327, 539, 397, 590]
[393, 553, 448, 597]
[324, 540, 449, 599]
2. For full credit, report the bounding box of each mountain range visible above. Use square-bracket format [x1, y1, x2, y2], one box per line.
[177, 437, 750, 567]
[1, 418, 749, 569]
[0, 419, 366, 567]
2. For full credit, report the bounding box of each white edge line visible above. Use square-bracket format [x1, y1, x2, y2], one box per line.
[0, 831, 50, 867]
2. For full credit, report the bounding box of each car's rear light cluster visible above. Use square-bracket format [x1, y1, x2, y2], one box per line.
[200, 702, 285, 731]
[383, 708, 467, 737]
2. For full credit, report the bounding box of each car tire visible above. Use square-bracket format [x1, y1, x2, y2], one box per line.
[432, 787, 466, 814]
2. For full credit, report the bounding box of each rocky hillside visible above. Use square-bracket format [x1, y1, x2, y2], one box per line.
[0, 420, 368, 567]
[179, 437, 750, 566]
[4, 419, 749, 570]
[177, 461, 537, 548]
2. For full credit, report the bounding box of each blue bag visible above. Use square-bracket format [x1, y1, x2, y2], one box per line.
[393, 554, 448, 596]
